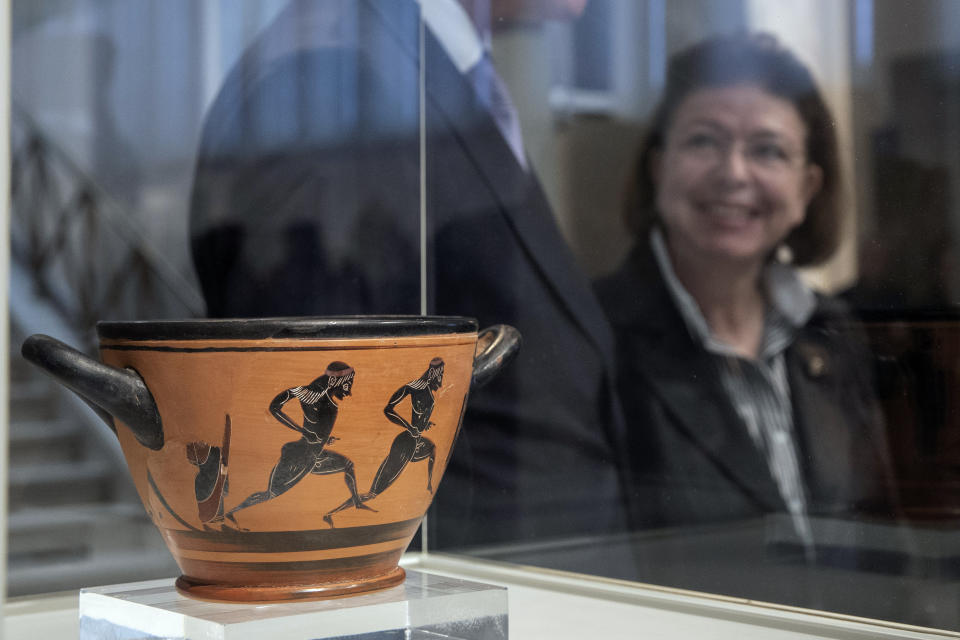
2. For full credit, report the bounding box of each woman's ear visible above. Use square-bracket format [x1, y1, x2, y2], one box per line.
[802, 163, 824, 206]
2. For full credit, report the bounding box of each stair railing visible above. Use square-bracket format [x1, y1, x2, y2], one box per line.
[10, 103, 205, 349]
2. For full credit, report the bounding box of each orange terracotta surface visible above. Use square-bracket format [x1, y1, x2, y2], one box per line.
[98, 332, 478, 602]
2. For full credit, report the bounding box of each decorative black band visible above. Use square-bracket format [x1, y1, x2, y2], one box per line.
[97, 316, 477, 341]
[168, 517, 423, 552]
[101, 344, 460, 353]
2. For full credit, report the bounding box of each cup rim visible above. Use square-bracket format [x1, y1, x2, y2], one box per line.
[97, 315, 478, 341]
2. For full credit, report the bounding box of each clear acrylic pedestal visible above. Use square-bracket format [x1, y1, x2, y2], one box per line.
[78, 570, 508, 640]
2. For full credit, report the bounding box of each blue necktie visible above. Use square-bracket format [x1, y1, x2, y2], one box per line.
[468, 51, 528, 170]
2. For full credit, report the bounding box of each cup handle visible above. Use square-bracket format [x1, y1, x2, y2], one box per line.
[471, 325, 522, 388]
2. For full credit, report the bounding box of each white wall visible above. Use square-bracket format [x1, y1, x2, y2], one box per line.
[745, 0, 857, 292]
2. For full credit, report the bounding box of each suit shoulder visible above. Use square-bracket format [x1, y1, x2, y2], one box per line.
[595, 245, 649, 308]
[809, 292, 860, 329]
[593, 269, 626, 314]
[594, 244, 674, 332]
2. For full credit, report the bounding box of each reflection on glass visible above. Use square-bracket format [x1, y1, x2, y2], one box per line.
[8, 0, 283, 597]
[191, 1, 422, 317]
[189, 0, 629, 556]
[9, 0, 960, 634]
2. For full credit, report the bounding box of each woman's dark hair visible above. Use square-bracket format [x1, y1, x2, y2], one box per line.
[624, 32, 841, 266]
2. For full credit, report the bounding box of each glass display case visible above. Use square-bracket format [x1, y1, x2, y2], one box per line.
[6, 1, 960, 638]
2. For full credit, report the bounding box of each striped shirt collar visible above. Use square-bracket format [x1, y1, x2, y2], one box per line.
[650, 228, 816, 359]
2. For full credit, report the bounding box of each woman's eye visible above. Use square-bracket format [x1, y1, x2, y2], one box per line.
[684, 133, 719, 149]
[751, 142, 788, 162]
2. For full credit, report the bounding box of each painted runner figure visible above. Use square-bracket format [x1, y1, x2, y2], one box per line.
[226, 361, 373, 528]
[326, 358, 443, 524]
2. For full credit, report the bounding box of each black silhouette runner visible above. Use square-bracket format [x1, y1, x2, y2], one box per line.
[225, 361, 373, 528]
[325, 358, 443, 524]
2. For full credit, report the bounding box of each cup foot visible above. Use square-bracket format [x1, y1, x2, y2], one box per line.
[174, 566, 406, 603]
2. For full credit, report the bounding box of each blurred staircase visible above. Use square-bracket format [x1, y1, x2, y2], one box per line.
[7, 106, 198, 596]
[7, 322, 179, 597]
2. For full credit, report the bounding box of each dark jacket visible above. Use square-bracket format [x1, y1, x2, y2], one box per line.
[189, 0, 631, 547]
[596, 244, 898, 529]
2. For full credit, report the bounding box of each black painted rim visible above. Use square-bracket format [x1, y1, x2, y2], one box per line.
[97, 316, 478, 341]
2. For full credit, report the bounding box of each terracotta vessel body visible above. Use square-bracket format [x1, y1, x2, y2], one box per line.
[21, 317, 519, 603]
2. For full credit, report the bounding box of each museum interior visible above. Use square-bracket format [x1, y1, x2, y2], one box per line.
[6, 1, 960, 637]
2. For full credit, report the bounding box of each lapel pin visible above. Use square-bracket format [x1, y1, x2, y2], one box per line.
[805, 352, 827, 378]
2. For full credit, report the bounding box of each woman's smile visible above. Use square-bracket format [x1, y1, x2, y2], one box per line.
[697, 201, 759, 227]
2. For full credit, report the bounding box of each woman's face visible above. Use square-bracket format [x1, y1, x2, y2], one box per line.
[652, 84, 823, 268]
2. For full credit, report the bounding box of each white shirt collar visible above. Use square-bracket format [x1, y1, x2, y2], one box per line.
[650, 228, 816, 350]
[417, 0, 485, 73]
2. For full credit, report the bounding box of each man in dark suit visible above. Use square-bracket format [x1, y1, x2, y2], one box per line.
[189, 0, 631, 554]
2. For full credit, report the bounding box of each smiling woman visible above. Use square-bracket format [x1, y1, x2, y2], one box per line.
[653, 85, 822, 276]
[623, 32, 843, 270]
[596, 33, 897, 542]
